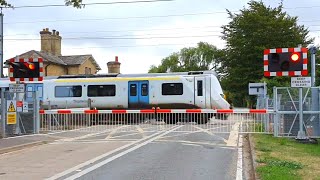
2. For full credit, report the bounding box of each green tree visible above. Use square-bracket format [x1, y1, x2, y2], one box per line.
[0, 0, 84, 8]
[149, 42, 223, 73]
[220, 1, 313, 107]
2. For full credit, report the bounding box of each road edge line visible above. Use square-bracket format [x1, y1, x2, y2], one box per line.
[64, 125, 183, 180]
[46, 125, 180, 180]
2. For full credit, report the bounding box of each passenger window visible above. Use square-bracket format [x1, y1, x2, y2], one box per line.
[55, 86, 82, 97]
[87, 85, 116, 97]
[27, 86, 33, 98]
[162, 83, 183, 95]
[197, 80, 203, 96]
[37, 86, 43, 98]
[141, 84, 148, 96]
[130, 84, 137, 96]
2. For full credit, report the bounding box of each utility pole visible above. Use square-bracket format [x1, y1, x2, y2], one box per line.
[0, 9, 3, 78]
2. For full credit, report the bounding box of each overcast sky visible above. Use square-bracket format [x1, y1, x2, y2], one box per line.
[2, 0, 320, 75]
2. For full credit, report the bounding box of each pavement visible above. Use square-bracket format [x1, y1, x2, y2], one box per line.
[0, 134, 59, 155]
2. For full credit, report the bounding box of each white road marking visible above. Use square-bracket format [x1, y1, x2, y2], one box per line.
[135, 125, 146, 138]
[181, 143, 202, 147]
[46, 125, 182, 180]
[107, 132, 144, 139]
[62, 125, 184, 180]
[105, 125, 130, 139]
[236, 135, 243, 180]
[192, 125, 228, 143]
[59, 129, 112, 142]
[226, 122, 240, 147]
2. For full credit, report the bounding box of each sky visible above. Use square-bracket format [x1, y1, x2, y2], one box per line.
[2, 0, 320, 75]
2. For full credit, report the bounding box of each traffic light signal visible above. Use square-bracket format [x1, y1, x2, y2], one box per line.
[264, 48, 308, 77]
[7, 57, 43, 81]
[10, 62, 40, 78]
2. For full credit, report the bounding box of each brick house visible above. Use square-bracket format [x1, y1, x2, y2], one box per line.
[6, 28, 101, 76]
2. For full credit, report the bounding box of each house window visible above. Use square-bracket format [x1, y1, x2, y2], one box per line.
[55, 86, 82, 97]
[84, 67, 92, 74]
[87, 85, 116, 97]
[162, 83, 183, 95]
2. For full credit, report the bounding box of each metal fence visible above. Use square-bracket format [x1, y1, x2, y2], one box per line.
[0, 91, 40, 137]
[274, 87, 320, 137]
[39, 109, 274, 134]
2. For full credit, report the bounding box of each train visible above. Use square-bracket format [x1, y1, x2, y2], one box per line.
[0, 71, 231, 111]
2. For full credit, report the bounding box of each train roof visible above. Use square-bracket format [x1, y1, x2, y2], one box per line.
[56, 71, 217, 79]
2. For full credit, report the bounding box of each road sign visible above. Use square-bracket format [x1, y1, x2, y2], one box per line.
[291, 77, 311, 87]
[7, 100, 16, 112]
[23, 102, 28, 112]
[17, 100, 23, 112]
[7, 112, 16, 124]
[9, 84, 25, 93]
[249, 83, 267, 95]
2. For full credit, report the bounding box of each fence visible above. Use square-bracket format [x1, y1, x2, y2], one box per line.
[39, 109, 274, 134]
[274, 87, 320, 137]
[0, 91, 40, 138]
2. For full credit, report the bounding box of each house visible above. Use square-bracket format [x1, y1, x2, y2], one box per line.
[6, 28, 101, 76]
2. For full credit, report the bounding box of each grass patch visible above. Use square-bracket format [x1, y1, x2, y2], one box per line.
[253, 134, 320, 180]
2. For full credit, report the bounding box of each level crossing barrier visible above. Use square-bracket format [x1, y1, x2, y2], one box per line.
[39, 109, 274, 135]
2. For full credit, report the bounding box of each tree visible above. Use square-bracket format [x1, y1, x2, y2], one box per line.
[220, 1, 313, 107]
[149, 42, 223, 74]
[0, 0, 84, 8]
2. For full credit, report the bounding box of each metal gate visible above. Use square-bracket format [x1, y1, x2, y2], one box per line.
[273, 87, 320, 137]
[0, 91, 40, 137]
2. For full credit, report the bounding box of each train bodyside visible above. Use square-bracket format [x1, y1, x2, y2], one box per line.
[42, 74, 230, 110]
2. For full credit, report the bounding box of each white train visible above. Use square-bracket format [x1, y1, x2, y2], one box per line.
[41, 71, 230, 110]
[0, 71, 230, 110]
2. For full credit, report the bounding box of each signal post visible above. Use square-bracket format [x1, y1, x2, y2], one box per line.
[3, 57, 43, 136]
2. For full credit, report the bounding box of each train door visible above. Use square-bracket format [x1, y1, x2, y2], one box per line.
[194, 76, 206, 108]
[128, 81, 149, 108]
[26, 83, 43, 102]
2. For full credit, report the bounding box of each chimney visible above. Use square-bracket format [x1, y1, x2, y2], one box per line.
[107, 56, 121, 73]
[39, 28, 62, 56]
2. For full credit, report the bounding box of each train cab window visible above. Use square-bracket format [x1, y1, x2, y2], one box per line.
[162, 83, 183, 95]
[55, 86, 82, 97]
[130, 84, 137, 96]
[197, 80, 203, 96]
[87, 85, 116, 97]
[141, 84, 148, 96]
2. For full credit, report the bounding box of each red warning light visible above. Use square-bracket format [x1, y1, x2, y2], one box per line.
[24, 62, 35, 70]
[290, 53, 300, 62]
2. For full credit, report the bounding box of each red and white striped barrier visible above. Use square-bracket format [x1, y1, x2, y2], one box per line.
[39, 109, 272, 114]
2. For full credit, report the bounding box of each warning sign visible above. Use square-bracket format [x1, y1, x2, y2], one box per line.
[7, 112, 16, 124]
[7, 100, 16, 112]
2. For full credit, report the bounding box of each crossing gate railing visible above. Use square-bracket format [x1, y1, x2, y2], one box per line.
[39, 109, 274, 134]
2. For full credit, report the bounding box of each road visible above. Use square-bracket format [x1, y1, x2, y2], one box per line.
[0, 123, 242, 180]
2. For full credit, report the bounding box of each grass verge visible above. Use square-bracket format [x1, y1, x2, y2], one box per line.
[252, 134, 320, 180]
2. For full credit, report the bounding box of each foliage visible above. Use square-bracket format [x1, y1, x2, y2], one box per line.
[0, 0, 84, 8]
[149, 42, 223, 74]
[220, 1, 313, 107]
